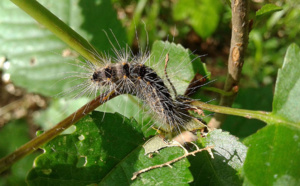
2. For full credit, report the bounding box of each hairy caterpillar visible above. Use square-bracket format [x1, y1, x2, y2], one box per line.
[63, 34, 207, 141]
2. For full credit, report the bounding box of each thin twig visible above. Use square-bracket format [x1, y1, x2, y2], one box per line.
[131, 146, 214, 180]
[208, 0, 250, 129]
[0, 91, 117, 174]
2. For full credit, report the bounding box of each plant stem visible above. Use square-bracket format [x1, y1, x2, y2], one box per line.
[192, 100, 297, 128]
[208, 0, 250, 129]
[10, 0, 100, 65]
[0, 91, 117, 174]
[192, 100, 270, 121]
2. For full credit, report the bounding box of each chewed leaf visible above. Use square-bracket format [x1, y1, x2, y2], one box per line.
[27, 111, 193, 185]
[205, 129, 247, 171]
[143, 135, 179, 155]
[29, 112, 246, 185]
[189, 129, 247, 185]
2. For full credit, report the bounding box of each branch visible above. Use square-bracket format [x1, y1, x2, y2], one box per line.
[0, 91, 117, 174]
[131, 146, 214, 180]
[208, 0, 250, 129]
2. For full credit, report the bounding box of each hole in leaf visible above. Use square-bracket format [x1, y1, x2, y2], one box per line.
[78, 134, 85, 141]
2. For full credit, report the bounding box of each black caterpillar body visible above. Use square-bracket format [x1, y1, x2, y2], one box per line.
[90, 61, 194, 133]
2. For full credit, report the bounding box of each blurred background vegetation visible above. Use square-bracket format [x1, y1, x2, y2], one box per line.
[0, 0, 299, 185]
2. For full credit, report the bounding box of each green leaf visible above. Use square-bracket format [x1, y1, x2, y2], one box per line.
[0, 120, 39, 186]
[96, 95, 155, 137]
[256, 4, 282, 19]
[0, 0, 126, 97]
[243, 44, 300, 185]
[243, 125, 300, 185]
[150, 40, 209, 95]
[28, 112, 248, 185]
[173, 0, 222, 39]
[189, 129, 246, 186]
[27, 112, 193, 185]
[272, 44, 300, 123]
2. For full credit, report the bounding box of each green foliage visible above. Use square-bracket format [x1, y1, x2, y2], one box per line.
[246, 2, 300, 87]
[150, 41, 209, 95]
[243, 44, 300, 185]
[173, 0, 222, 39]
[0, 120, 39, 186]
[272, 44, 300, 123]
[0, 0, 75, 96]
[222, 86, 272, 138]
[27, 112, 193, 185]
[0, 0, 300, 185]
[190, 129, 246, 185]
[28, 112, 247, 185]
[0, 0, 126, 97]
[256, 4, 282, 19]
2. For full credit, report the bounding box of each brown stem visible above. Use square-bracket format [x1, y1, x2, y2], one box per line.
[0, 91, 117, 174]
[208, 0, 250, 129]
